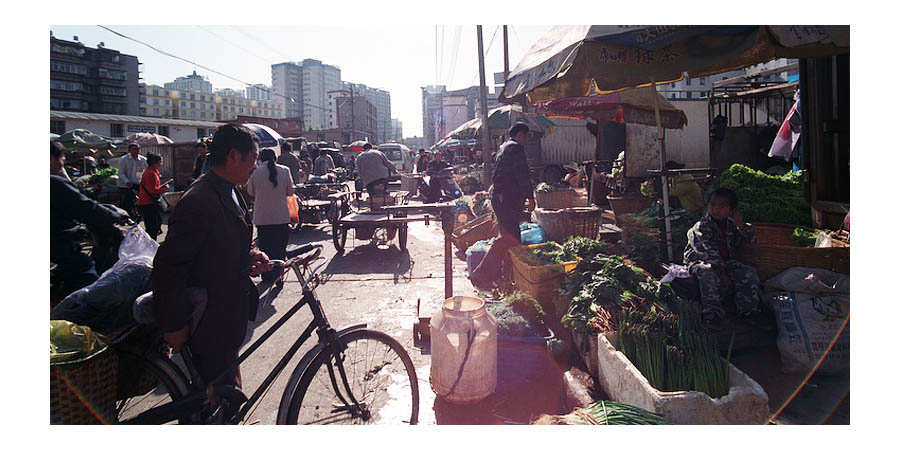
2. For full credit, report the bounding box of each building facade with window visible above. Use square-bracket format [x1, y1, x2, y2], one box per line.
[656, 58, 798, 100]
[138, 84, 175, 118]
[50, 35, 140, 116]
[164, 70, 213, 94]
[51, 110, 222, 142]
[246, 84, 272, 101]
[342, 82, 391, 143]
[271, 59, 341, 130]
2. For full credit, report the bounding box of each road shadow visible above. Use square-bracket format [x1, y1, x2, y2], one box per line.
[322, 244, 415, 282]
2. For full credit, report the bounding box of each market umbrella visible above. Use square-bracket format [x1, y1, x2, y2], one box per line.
[56, 128, 122, 151]
[445, 104, 556, 140]
[525, 86, 687, 129]
[347, 140, 369, 152]
[242, 123, 284, 148]
[125, 132, 174, 146]
[50, 133, 60, 141]
[500, 25, 849, 261]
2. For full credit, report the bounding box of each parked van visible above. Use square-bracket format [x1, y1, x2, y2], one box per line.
[377, 143, 415, 173]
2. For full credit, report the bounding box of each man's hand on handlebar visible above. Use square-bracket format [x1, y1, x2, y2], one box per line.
[164, 326, 190, 353]
[249, 248, 273, 276]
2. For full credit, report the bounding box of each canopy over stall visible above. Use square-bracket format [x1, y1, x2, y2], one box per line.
[500, 25, 849, 261]
[445, 104, 556, 141]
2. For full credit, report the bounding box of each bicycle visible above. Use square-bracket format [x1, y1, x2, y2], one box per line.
[114, 242, 419, 425]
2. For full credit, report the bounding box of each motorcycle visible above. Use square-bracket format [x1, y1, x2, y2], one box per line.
[419, 166, 463, 203]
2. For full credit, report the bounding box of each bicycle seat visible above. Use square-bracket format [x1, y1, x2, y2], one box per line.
[285, 243, 322, 261]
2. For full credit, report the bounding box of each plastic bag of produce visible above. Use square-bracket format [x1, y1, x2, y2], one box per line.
[519, 223, 546, 244]
[51, 226, 158, 334]
[465, 238, 496, 278]
[762, 267, 849, 375]
[50, 320, 108, 364]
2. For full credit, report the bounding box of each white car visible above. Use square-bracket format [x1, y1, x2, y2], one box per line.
[377, 143, 415, 173]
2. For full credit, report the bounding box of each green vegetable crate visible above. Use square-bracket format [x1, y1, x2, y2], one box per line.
[508, 242, 580, 304]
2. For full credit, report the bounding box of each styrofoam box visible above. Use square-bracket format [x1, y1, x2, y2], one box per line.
[596, 333, 770, 425]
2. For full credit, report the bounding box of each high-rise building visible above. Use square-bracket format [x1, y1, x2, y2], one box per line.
[421, 85, 498, 146]
[272, 59, 342, 130]
[391, 118, 403, 142]
[342, 82, 391, 143]
[164, 70, 213, 94]
[246, 84, 272, 101]
[50, 35, 140, 116]
[214, 88, 245, 99]
[138, 84, 175, 118]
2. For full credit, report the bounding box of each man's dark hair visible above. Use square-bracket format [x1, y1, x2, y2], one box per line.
[418, 148, 425, 154]
[128, 143, 140, 151]
[509, 123, 529, 137]
[146, 153, 162, 166]
[363, 143, 373, 150]
[281, 141, 292, 154]
[708, 188, 738, 209]
[51, 141, 65, 159]
[207, 124, 259, 167]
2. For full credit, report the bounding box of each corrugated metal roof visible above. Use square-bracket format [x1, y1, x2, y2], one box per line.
[49, 111, 223, 128]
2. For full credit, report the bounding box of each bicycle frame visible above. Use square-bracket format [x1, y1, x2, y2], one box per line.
[121, 249, 367, 425]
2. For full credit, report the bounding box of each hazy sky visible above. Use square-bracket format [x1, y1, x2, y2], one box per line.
[49, 24, 553, 139]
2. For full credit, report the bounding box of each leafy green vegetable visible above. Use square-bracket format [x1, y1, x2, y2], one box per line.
[561, 236, 606, 260]
[484, 291, 548, 337]
[791, 227, 817, 247]
[709, 164, 812, 227]
[87, 167, 118, 186]
[536, 182, 554, 193]
[525, 244, 575, 266]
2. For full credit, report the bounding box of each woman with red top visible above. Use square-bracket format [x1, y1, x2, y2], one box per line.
[137, 153, 171, 240]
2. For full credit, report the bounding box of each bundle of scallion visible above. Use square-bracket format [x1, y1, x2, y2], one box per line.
[532, 400, 667, 425]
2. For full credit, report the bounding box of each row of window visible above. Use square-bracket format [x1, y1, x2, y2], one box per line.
[99, 86, 127, 97]
[98, 68, 128, 81]
[51, 60, 87, 75]
[50, 79, 85, 92]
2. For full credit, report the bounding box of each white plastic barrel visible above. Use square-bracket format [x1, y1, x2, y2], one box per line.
[429, 296, 497, 404]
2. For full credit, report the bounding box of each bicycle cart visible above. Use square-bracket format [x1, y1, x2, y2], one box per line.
[330, 191, 429, 254]
[292, 181, 352, 229]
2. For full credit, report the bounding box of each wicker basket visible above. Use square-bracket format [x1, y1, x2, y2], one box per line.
[452, 214, 498, 252]
[606, 193, 651, 224]
[50, 345, 119, 425]
[534, 207, 605, 243]
[508, 243, 580, 303]
[535, 189, 578, 210]
[741, 223, 850, 281]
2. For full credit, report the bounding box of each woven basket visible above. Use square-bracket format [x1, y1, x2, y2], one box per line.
[741, 223, 850, 281]
[535, 189, 578, 210]
[508, 243, 580, 303]
[606, 193, 651, 224]
[534, 207, 604, 243]
[451, 214, 498, 252]
[50, 345, 119, 425]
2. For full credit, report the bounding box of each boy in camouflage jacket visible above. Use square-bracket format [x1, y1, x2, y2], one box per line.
[684, 188, 762, 327]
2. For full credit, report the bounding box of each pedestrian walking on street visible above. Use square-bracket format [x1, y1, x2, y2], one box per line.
[248, 148, 294, 285]
[191, 141, 208, 183]
[117, 143, 148, 217]
[470, 123, 535, 290]
[276, 141, 302, 185]
[136, 153, 171, 241]
[152, 124, 272, 389]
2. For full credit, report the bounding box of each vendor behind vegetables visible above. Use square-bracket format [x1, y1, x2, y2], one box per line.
[683, 188, 767, 331]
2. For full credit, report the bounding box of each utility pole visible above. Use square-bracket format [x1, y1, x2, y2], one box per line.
[350, 88, 355, 142]
[477, 25, 492, 187]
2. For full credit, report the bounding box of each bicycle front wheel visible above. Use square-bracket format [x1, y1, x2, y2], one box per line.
[283, 329, 419, 425]
[115, 349, 190, 424]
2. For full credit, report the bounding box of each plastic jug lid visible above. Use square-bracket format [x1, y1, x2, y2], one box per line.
[442, 296, 484, 313]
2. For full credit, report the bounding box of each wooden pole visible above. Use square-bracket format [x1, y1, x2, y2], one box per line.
[652, 77, 674, 262]
[477, 25, 493, 187]
[503, 25, 509, 82]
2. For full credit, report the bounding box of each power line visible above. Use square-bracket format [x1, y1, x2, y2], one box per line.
[195, 26, 270, 65]
[446, 25, 463, 88]
[95, 25, 325, 114]
[231, 25, 293, 62]
[467, 25, 500, 88]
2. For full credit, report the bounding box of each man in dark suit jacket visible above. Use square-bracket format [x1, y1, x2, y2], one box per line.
[152, 124, 272, 388]
[470, 123, 535, 290]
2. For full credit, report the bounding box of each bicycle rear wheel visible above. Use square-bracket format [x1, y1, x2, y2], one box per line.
[115, 349, 190, 424]
[283, 329, 419, 425]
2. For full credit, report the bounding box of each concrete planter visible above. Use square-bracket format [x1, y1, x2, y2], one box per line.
[596, 333, 770, 425]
